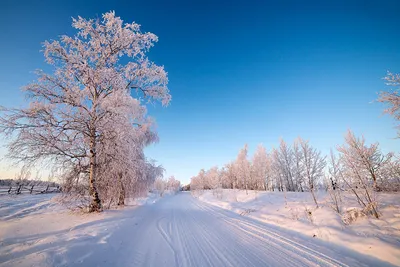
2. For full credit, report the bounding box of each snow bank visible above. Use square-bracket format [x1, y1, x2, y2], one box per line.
[196, 189, 400, 266]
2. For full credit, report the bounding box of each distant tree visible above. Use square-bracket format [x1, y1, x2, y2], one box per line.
[224, 162, 237, 189]
[293, 140, 305, 192]
[326, 150, 343, 213]
[297, 137, 326, 208]
[206, 166, 220, 190]
[167, 175, 181, 192]
[191, 169, 208, 190]
[251, 144, 271, 190]
[154, 177, 167, 197]
[271, 139, 296, 191]
[234, 144, 251, 194]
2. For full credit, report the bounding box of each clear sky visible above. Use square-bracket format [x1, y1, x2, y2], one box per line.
[0, 0, 399, 184]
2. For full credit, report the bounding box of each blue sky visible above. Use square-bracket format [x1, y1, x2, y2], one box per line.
[0, 0, 399, 184]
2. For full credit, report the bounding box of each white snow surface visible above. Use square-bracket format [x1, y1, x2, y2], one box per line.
[0, 191, 398, 267]
[197, 189, 400, 266]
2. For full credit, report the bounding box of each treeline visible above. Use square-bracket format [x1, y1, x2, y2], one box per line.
[153, 176, 181, 196]
[191, 130, 400, 219]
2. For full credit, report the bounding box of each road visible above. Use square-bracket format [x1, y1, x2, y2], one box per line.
[66, 192, 394, 267]
[0, 192, 394, 267]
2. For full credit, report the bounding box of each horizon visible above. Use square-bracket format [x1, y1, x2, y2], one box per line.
[1, 0, 400, 184]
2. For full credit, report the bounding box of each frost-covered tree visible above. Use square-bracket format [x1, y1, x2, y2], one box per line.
[336, 130, 391, 218]
[378, 72, 400, 136]
[270, 148, 283, 191]
[191, 169, 208, 190]
[206, 166, 220, 190]
[0, 11, 170, 212]
[167, 175, 181, 192]
[293, 140, 305, 192]
[234, 144, 251, 193]
[338, 130, 390, 191]
[271, 140, 296, 191]
[326, 150, 343, 213]
[222, 162, 236, 189]
[251, 144, 271, 190]
[154, 177, 167, 197]
[82, 88, 161, 206]
[382, 155, 400, 190]
[297, 138, 326, 208]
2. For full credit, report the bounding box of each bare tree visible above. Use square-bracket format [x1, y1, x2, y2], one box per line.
[293, 140, 304, 192]
[251, 144, 271, 191]
[297, 138, 326, 208]
[271, 140, 296, 191]
[338, 130, 390, 191]
[336, 130, 390, 218]
[234, 144, 251, 194]
[326, 150, 343, 213]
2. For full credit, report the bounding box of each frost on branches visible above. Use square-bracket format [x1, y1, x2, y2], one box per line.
[379, 71, 400, 136]
[0, 11, 170, 212]
[190, 132, 399, 218]
[153, 176, 181, 196]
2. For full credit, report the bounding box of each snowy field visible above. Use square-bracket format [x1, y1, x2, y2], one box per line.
[0, 192, 398, 267]
[196, 189, 400, 265]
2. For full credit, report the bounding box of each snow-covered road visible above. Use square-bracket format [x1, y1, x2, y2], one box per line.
[0, 192, 395, 267]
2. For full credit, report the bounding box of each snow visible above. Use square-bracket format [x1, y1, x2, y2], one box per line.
[0, 192, 398, 266]
[197, 189, 400, 266]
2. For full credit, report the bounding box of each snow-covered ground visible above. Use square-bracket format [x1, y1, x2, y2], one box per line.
[196, 189, 400, 265]
[0, 193, 160, 267]
[0, 192, 398, 266]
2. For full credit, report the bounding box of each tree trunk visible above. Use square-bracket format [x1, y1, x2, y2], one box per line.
[88, 134, 102, 212]
[310, 186, 319, 208]
[118, 172, 125, 206]
[370, 171, 379, 191]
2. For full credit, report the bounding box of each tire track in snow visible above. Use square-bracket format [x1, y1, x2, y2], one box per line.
[231, 218, 348, 267]
[190, 198, 312, 267]
[183, 205, 242, 267]
[197, 201, 338, 266]
[191, 199, 284, 266]
[192, 197, 347, 267]
[156, 215, 180, 267]
[188, 196, 313, 266]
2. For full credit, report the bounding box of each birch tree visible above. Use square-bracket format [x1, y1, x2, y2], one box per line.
[234, 144, 251, 193]
[271, 140, 296, 191]
[337, 130, 390, 218]
[325, 150, 343, 213]
[293, 140, 305, 192]
[0, 11, 170, 212]
[206, 166, 220, 190]
[251, 144, 271, 190]
[223, 162, 236, 189]
[297, 138, 326, 208]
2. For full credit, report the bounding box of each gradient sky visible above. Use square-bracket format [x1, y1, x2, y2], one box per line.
[0, 0, 399, 184]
